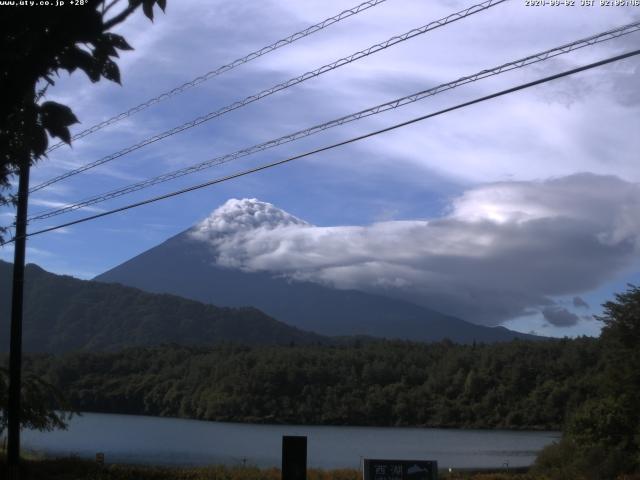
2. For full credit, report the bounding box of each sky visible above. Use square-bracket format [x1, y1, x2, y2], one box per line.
[2, 0, 640, 337]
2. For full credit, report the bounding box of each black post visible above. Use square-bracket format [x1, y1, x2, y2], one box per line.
[282, 435, 307, 480]
[7, 158, 30, 479]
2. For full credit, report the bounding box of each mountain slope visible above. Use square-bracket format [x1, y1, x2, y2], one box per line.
[95, 230, 539, 343]
[0, 261, 326, 353]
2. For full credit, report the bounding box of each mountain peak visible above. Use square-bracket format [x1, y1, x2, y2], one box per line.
[190, 198, 308, 241]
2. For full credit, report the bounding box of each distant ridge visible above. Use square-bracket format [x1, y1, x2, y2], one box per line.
[0, 260, 327, 353]
[95, 228, 541, 344]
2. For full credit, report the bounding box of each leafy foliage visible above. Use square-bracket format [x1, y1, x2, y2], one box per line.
[0, 367, 73, 435]
[534, 285, 640, 478]
[0, 0, 166, 238]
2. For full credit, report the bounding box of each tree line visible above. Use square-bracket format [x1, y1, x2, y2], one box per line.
[21, 337, 599, 430]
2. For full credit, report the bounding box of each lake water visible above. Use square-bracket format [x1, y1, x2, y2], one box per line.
[22, 413, 560, 470]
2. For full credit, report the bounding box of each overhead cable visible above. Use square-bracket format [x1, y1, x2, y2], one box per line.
[31, 0, 507, 193]
[28, 20, 640, 222]
[45, 0, 391, 153]
[13, 48, 640, 242]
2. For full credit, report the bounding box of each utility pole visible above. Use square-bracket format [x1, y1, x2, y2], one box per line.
[7, 157, 31, 480]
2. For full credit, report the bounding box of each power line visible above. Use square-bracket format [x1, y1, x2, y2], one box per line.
[30, 0, 507, 193]
[13, 48, 640, 242]
[44, 0, 390, 154]
[28, 20, 640, 222]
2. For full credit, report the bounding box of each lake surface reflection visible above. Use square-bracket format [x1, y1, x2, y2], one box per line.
[23, 412, 560, 469]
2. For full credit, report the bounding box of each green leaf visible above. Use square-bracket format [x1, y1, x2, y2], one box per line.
[156, 0, 166, 12]
[40, 102, 79, 145]
[104, 33, 133, 52]
[40, 102, 79, 128]
[45, 123, 72, 145]
[65, 46, 101, 82]
[142, 0, 154, 21]
[92, 36, 119, 58]
[101, 58, 121, 84]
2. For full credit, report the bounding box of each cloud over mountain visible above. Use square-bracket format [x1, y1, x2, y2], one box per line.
[192, 197, 308, 235]
[189, 173, 640, 326]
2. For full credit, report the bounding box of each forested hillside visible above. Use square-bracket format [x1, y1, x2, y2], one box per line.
[0, 261, 326, 352]
[23, 338, 599, 430]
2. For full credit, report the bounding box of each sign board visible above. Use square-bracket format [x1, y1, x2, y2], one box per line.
[95, 452, 105, 465]
[363, 459, 438, 480]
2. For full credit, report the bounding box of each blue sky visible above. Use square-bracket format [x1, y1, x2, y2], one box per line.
[2, 0, 640, 337]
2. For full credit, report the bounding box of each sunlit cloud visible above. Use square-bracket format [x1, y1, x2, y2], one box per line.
[190, 173, 640, 326]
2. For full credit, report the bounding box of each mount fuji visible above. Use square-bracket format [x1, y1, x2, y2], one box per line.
[95, 199, 540, 343]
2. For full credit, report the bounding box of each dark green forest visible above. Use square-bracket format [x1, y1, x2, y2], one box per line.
[0, 262, 326, 353]
[22, 338, 599, 430]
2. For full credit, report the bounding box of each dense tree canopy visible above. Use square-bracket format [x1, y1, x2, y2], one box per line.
[21, 338, 600, 430]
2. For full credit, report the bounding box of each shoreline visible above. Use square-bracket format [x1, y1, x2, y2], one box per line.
[57, 410, 564, 434]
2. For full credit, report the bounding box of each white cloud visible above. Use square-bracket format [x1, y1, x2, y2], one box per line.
[29, 198, 106, 214]
[190, 174, 640, 326]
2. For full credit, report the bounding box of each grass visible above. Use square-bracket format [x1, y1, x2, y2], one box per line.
[0, 454, 542, 480]
[1, 457, 350, 480]
[3, 454, 640, 480]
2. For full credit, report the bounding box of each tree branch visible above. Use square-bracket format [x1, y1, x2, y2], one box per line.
[102, 0, 121, 16]
[103, 2, 138, 30]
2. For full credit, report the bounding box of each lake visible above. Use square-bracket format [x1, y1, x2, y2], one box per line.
[22, 412, 560, 470]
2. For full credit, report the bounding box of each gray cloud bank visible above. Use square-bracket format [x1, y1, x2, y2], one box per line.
[542, 306, 580, 327]
[190, 173, 640, 326]
[573, 296, 590, 309]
